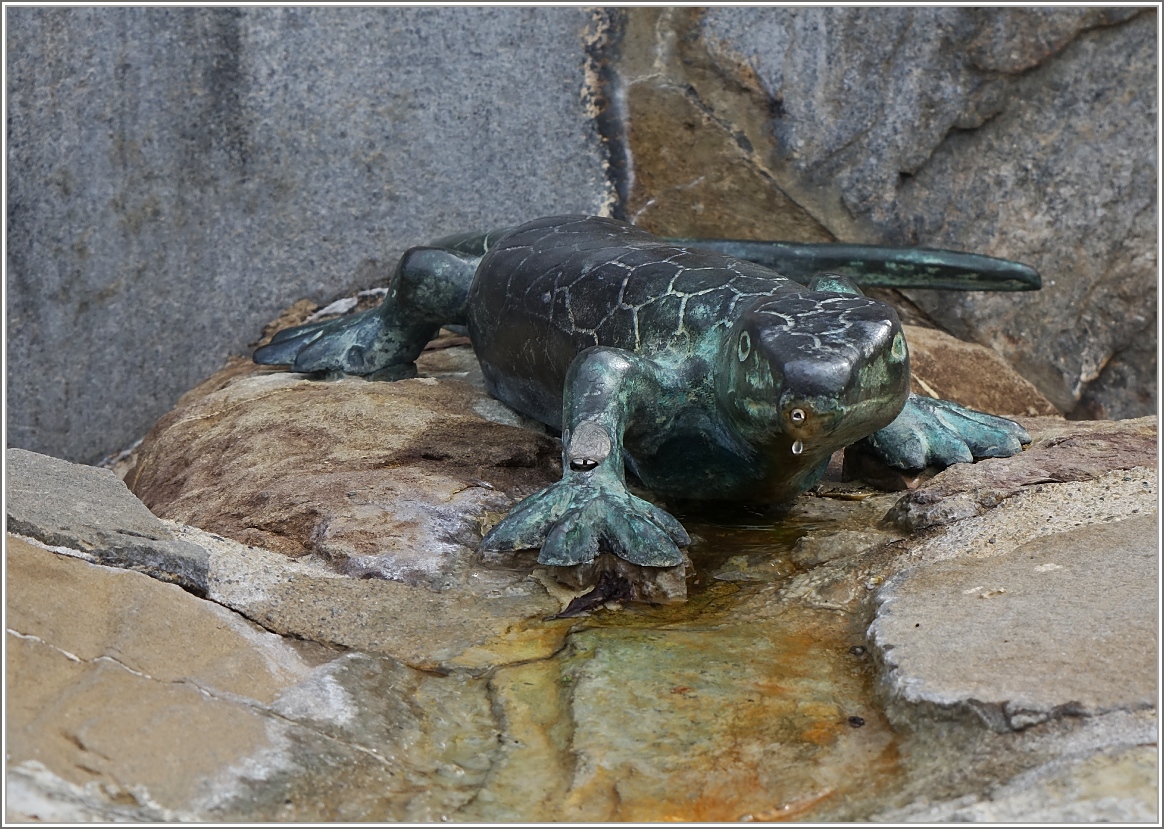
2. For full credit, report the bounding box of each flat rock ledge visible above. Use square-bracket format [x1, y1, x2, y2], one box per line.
[885, 415, 1157, 531]
[871, 502, 1157, 733]
[874, 742, 1158, 823]
[7, 447, 208, 594]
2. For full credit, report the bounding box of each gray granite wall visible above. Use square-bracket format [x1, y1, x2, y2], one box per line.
[8, 7, 610, 463]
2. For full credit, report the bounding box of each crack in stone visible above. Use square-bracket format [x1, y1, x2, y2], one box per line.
[63, 731, 113, 762]
[8, 624, 402, 777]
[256, 704, 401, 774]
[454, 639, 584, 820]
[7, 628, 84, 662]
[582, 8, 630, 220]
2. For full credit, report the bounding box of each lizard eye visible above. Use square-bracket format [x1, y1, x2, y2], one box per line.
[789, 408, 806, 425]
[738, 331, 752, 362]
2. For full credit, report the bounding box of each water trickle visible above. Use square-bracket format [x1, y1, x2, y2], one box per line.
[464, 490, 910, 822]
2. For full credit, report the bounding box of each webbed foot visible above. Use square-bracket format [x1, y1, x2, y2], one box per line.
[856, 394, 1031, 471]
[481, 467, 690, 567]
[255, 246, 479, 377]
[254, 306, 435, 377]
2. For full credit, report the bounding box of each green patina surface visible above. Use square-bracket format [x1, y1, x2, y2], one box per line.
[255, 216, 1032, 585]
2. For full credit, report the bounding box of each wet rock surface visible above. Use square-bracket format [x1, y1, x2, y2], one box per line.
[8, 337, 1156, 821]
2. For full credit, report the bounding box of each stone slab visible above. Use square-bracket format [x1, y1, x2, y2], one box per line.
[5, 535, 310, 814]
[870, 514, 1158, 732]
[4, 535, 505, 822]
[6, 447, 209, 594]
[183, 522, 566, 673]
[878, 744, 1158, 823]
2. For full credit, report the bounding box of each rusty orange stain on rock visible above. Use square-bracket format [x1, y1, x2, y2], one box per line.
[547, 609, 904, 823]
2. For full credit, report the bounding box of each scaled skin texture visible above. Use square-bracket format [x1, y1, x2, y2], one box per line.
[255, 216, 1031, 575]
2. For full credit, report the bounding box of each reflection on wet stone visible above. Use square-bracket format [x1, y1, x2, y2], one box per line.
[9, 363, 1157, 822]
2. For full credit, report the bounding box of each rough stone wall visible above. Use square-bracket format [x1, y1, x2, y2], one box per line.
[7, 7, 1156, 463]
[603, 7, 1157, 419]
[7, 7, 610, 463]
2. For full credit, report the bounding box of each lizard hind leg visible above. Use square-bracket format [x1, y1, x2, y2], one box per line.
[253, 306, 394, 375]
[253, 246, 480, 378]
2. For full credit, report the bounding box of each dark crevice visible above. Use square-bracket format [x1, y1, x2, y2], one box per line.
[1066, 342, 1158, 421]
[583, 9, 630, 221]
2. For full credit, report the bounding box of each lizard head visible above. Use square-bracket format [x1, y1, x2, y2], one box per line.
[719, 291, 910, 462]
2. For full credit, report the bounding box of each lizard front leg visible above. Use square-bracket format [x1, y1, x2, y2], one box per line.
[480, 347, 690, 568]
[855, 393, 1031, 470]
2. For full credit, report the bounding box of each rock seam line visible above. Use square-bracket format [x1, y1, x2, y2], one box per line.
[6, 625, 401, 775]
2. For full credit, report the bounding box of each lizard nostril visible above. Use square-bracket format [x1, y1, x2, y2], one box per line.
[890, 332, 907, 361]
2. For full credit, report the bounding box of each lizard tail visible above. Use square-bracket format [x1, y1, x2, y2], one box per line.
[668, 238, 1041, 291]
